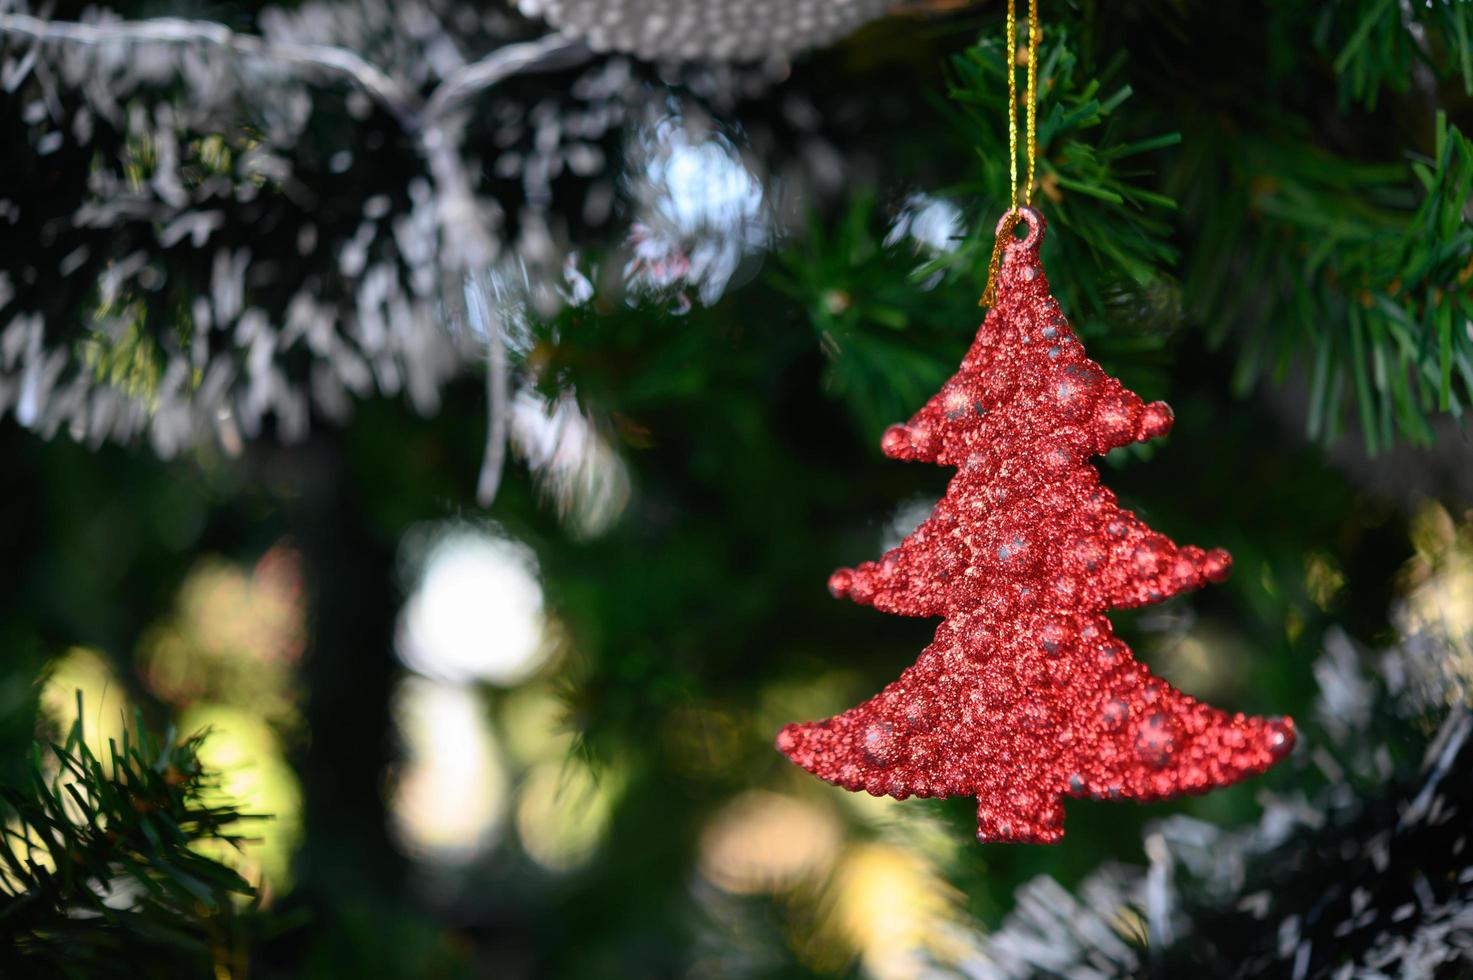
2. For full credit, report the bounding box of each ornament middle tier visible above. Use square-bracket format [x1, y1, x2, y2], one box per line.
[777, 207, 1294, 844]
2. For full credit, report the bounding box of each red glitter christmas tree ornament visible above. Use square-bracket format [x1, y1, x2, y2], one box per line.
[776, 207, 1295, 844]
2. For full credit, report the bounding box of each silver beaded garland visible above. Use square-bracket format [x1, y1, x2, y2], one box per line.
[516, 0, 895, 61]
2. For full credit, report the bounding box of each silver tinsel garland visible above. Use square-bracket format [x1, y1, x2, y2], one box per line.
[0, 0, 920, 501]
[0, 3, 589, 487]
[951, 625, 1473, 980]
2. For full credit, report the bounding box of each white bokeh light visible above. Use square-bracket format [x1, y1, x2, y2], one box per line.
[884, 192, 964, 254]
[397, 526, 548, 686]
[390, 676, 508, 861]
[623, 112, 770, 305]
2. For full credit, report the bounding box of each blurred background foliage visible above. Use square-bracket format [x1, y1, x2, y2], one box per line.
[2, 0, 1472, 977]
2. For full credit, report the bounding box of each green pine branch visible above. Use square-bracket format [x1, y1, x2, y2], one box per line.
[941, 27, 1182, 337]
[1288, 0, 1473, 109]
[785, 22, 1473, 453]
[771, 194, 979, 438]
[773, 27, 1186, 443]
[1179, 112, 1473, 451]
[0, 695, 260, 979]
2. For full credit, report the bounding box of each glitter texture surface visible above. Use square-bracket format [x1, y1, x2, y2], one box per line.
[776, 208, 1295, 844]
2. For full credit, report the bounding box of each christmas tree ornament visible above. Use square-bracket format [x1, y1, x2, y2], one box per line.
[776, 0, 1294, 844]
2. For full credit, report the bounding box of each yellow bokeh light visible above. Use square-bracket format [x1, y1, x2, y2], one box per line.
[698, 791, 842, 895]
[0, 647, 123, 889]
[515, 757, 621, 873]
[39, 647, 132, 755]
[181, 704, 302, 900]
[1394, 503, 1473, 707]
[138, 545, 305, 727]
[1401, 504, 1473, 641]
[1304, 552, 1347, 611]
[498, 683, 575, 768]
[801, 842, 969, 980]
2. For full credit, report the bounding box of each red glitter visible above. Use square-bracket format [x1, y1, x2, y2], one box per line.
[776, 207, 1294, 844]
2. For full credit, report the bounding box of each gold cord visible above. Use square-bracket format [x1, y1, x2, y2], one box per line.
[1025, 0, 1038, 209]
[1006, 0, 1018, 213]
[981, 0, 1039, 309]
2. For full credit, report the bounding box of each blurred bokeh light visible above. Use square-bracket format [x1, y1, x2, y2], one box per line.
[515, 755, 622, 873]
[130, 545, 308, 897]
[182, 703, 302, 897]
[389, 676, 509, 863]
[139, 544, 305, 725]
[805, 842, 966, 978]
[397, 525, 549, 687]
[39, 647, 132, 755]
[625, 111, 769, 305]
[1393, 503, 1473, 709]
[698, 790, 841, 895]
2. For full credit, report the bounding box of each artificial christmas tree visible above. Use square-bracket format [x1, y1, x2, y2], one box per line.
[3, 0, 1470, 975]
[778, 208, 1295, 843]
